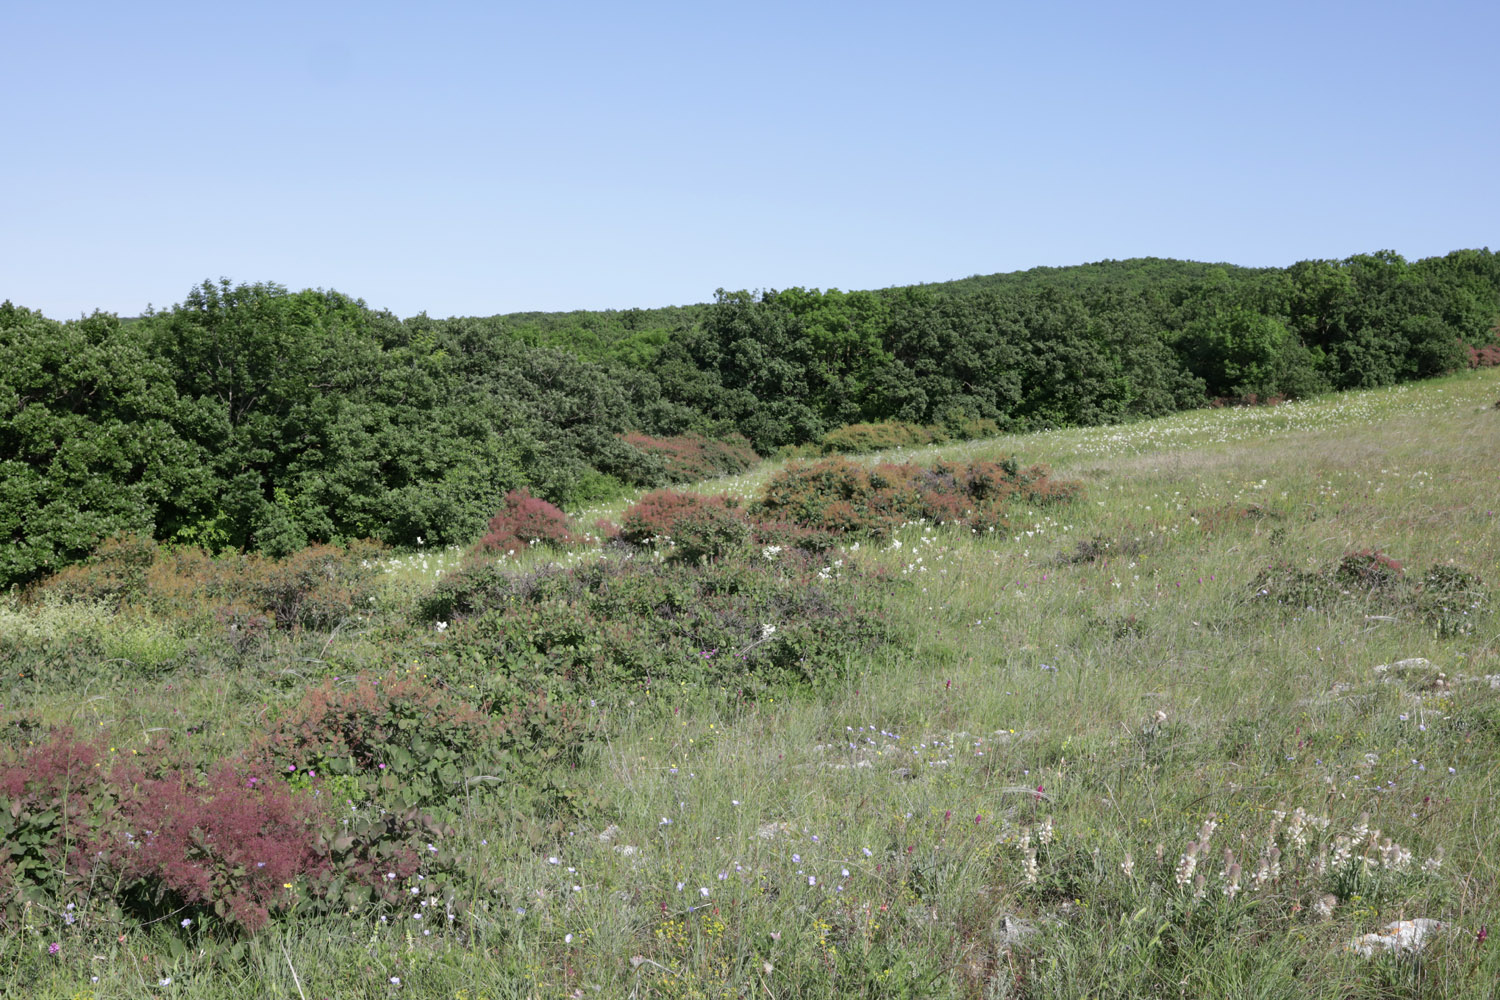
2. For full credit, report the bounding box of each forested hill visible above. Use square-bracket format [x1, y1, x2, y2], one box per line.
[482, 258, 1272, 363]
[911, 257, 1278, 298]
[4, 249, 1498, 585]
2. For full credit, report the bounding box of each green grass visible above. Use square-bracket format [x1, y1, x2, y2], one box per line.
[4, 369, 1499, 998]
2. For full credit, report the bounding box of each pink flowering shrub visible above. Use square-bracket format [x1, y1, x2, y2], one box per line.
[619, 490, 749, 561]
[103, 763, 327, 933]
[0, 734, 326, 934]
[479, 490, 579, 557]
[0, 723, 452, 936]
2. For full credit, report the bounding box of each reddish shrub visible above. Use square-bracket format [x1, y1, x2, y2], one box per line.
[620, 432, 758, 483]
[0, 729, 101, 802]
[0, 731, 112, 907]
[621, 491, 728, 543]
[0, 723, 463, 935]
[620, 490, 748, 561]
[30, 532, 159, 609]
[242, 543, 384, 630]
[1467, 343, 1500, 367]
[103, 763, 328, 933]
[749, 457, 1080, 540]
[1, 734, 329, 935]
[480, 490, 578, 557]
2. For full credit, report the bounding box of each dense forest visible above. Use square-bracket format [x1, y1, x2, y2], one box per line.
[4, 249, 1498, 586]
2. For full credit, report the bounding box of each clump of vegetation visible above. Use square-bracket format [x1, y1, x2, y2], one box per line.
[811, 417, 999, 456]
[252, 672, 502, 813]
[620, 432, 758, 483]
[619, 490, 749, 562]
[751, 457, 1080, 540]
[1467, 343, 1500, 367]
[423, 548, 895, 706]
[479, 490, 580, 557]
[1189, 502, 1284, 534]
[0, 733, 334, 936]
[1059, 534, 1146, 565]
[1250, 549, 1488, 634]
[31, 533, 385, 632]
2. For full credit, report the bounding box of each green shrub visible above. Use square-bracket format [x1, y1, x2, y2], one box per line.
[251, 671, 502, 813]
[31, 536, 385, 633]
[29, 532, 160, 609]
[429, 549, 896, 703]
[1250, 551, 1489, 635]
[820, 421, 944, 454]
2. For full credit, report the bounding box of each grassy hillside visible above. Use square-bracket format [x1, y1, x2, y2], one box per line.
[2, 368, 1498, 998]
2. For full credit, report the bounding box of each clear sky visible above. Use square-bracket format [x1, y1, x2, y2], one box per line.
[4, 0, 1496, 320]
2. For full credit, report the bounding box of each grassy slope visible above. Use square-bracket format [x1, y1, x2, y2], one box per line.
[5, 369, 1499, 998]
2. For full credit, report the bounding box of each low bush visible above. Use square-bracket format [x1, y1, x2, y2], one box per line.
[478, 489, 579, 558]
[1335, 549, 1404, 590]
[101, 763, 329, 934]
[243, 542, 386, 631]
[0, 730, 110, 921]
[252, 672, 501, 814]
[31, 536, 386, 633]
[1467, 343, 1500, 367]
[1250, 551, 1489, 635]
[819, 421, 946, 454]
[30, 532, 160, 609]
[751, 457, 1081, 540]
[0, 726, 456, 937]
[620, 432, 758, 483]
[619, 490, 748, 561]
[817, 417, 1000, 456]
[428, 549, 896, 703]
[0, 733, 331, 935]
[418, 557, 523, 622]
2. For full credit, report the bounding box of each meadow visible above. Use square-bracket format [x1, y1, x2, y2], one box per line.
[2, 368, 1498, 999]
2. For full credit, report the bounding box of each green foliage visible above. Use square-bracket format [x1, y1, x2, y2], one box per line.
[425, 548, 896, 703]
[813, 417, 997, 456]
[0, 304, 204, 585]
[32, 534, 384, 633]
[251, 672, 504, 814]
[618, 431, 759, 483]
[4, 248, 1497, 584]
[1250, 550, 1489, 635]
[1179, 308, 1325, 400]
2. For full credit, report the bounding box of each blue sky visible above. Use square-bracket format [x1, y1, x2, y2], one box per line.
[4, 0, 1496, 319]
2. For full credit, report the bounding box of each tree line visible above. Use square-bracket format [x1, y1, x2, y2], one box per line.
[3, 249, 1497, 585]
